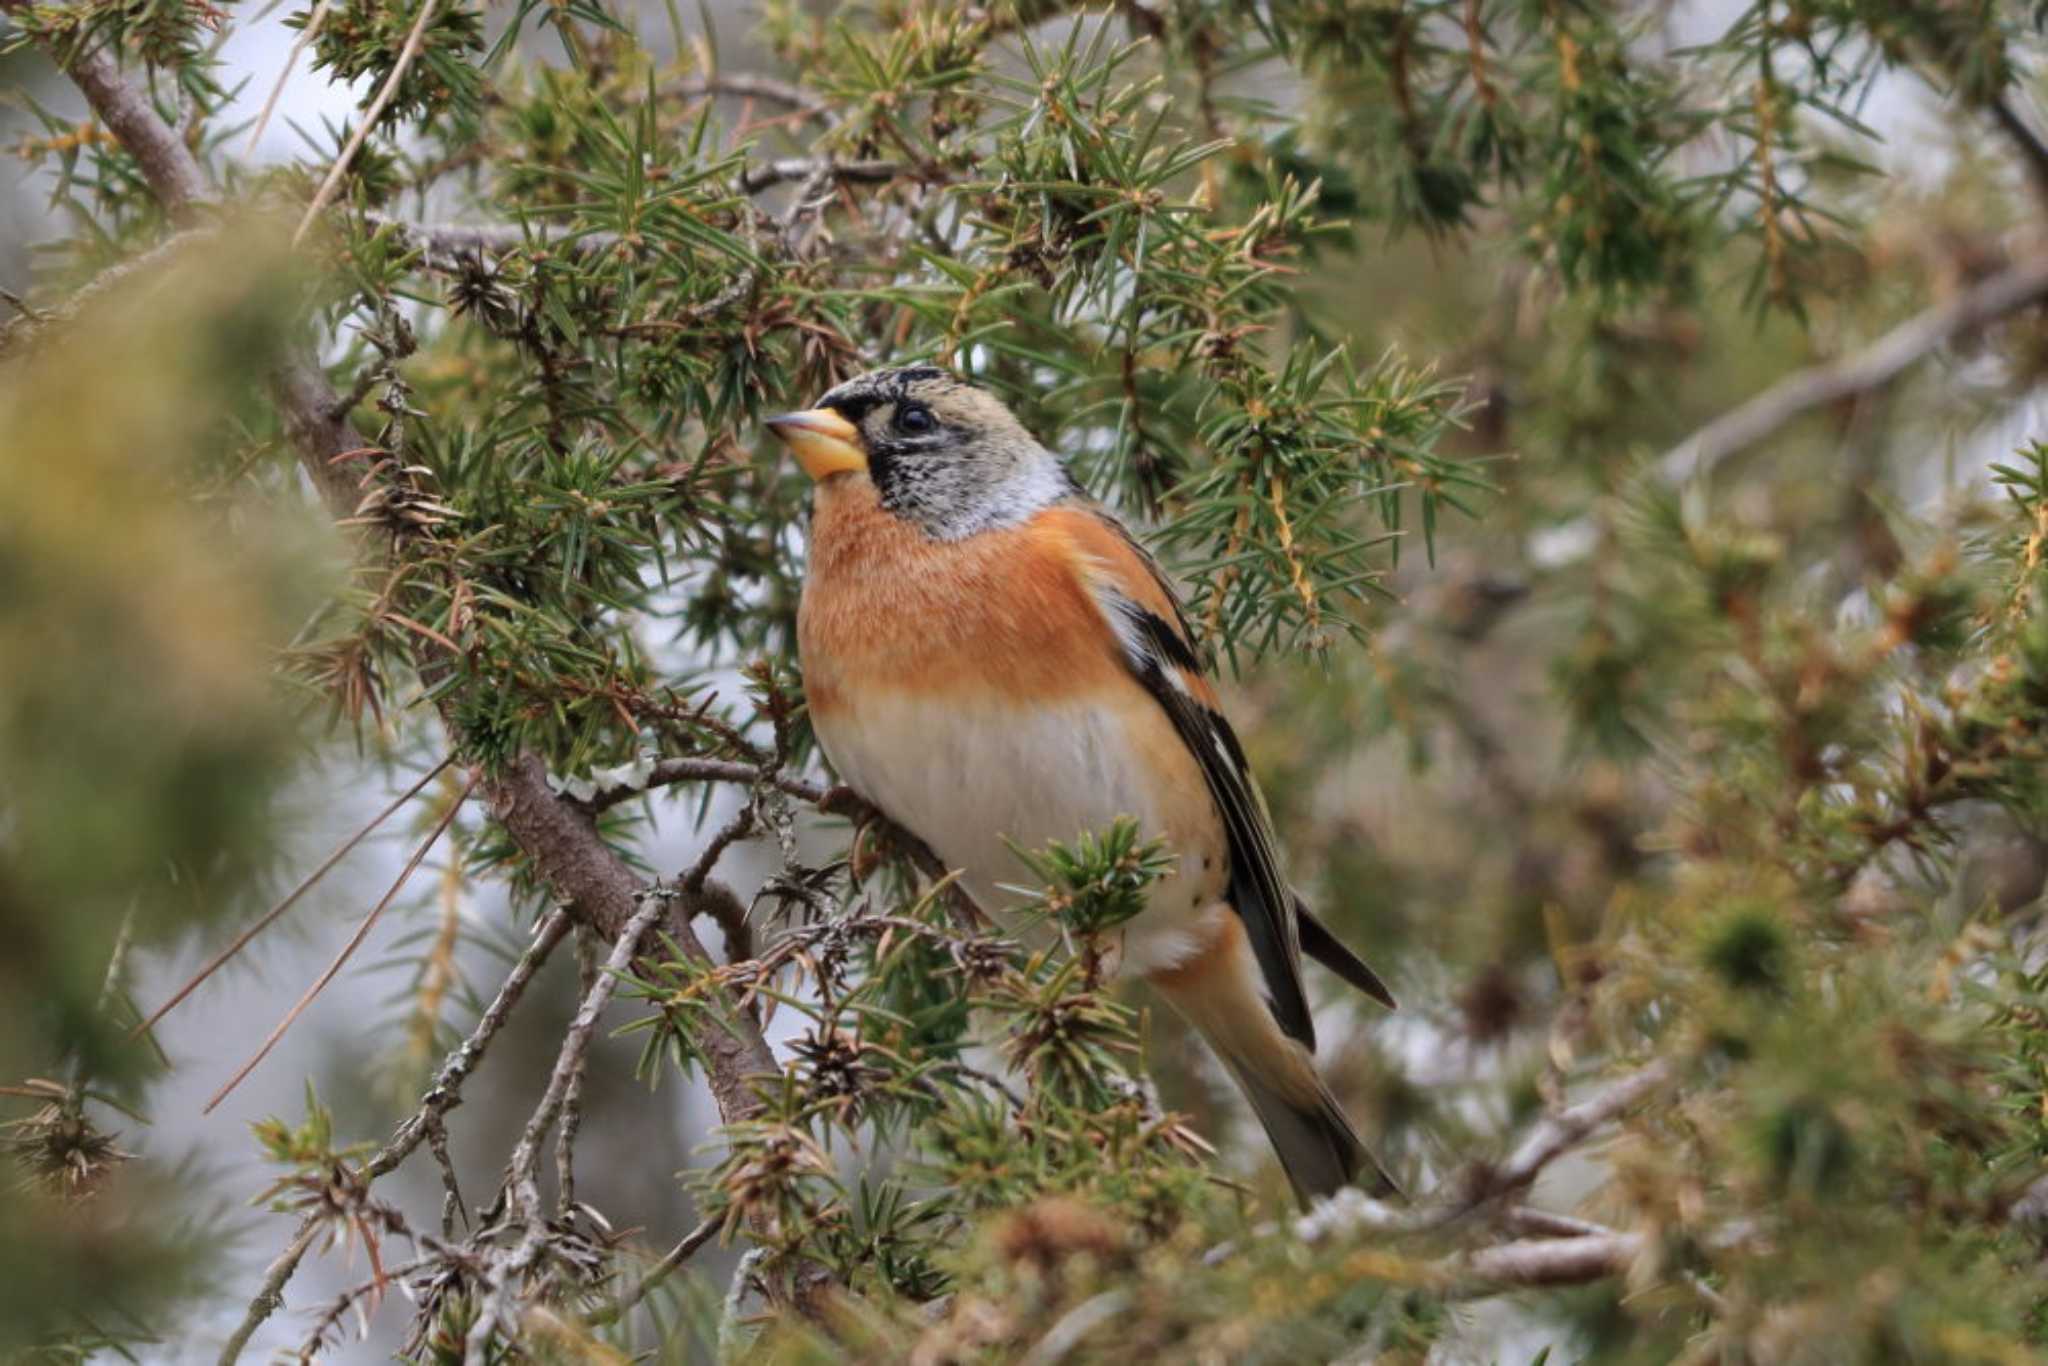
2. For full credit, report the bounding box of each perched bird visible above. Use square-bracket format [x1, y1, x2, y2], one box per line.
[767, 366, 1397, 1205]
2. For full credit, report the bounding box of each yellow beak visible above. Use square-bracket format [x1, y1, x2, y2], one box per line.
[766, 408, 866, 480]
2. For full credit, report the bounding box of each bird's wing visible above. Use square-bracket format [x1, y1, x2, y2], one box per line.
[1296, 895, 1396, 1009]
[1042, 503, 1320, 1049]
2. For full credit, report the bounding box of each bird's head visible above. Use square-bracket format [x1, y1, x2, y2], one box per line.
[766, 366, 1076, 539]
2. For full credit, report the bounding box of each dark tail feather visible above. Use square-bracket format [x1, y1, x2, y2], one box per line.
[1152, 920, 1397, 1209]
[1295, 897, 1397, 1010]
[1234, 1065, 1400, 1207]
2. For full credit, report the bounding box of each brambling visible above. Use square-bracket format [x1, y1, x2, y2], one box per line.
[768, 366, 1396, 1205]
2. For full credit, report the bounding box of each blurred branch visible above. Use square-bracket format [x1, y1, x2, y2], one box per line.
[740, 157, 908, 194]
[1455, 1231, 1644, 1290]
[1501, 1207, 1614, 1240]
[1480, 1059, 1675, 1202]
[1651, 252, 2048, 485]
[1218, 1206, 1649, 1293]
[1200, 1060, 1680, 1283]
[0, 229, 208, 360]
[1534, 253, 2048, 567]
[665, 72, 828, 120]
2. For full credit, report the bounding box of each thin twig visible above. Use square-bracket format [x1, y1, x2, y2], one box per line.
[507, 890, 669, 1218]
[602, 1214, 721, 1323]
[217, 1217, 323, 1365]
[554, 928, 602, 1222]
[462, 888, 672, 1361]
[244, 0, 333, 155]
[7, 19, 210, 216]
[293, 1252, 440, 1358]
[583, 756, 825, 812]
[204, 775, 476, 1113]
[292, 0, 441, 246]
[368, 908, 574, 1179]
[135, 756, 452, 1041]
[683, 804, 758, 895]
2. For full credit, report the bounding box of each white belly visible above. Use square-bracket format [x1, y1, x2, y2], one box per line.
[815, 691, 1224, 974]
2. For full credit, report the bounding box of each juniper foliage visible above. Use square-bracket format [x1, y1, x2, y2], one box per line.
[9, 0, 2048, 1361]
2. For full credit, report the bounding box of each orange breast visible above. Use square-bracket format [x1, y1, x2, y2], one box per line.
[797, 474, 1131, 712]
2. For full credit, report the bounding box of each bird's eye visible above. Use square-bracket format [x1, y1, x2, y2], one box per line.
[894, 403, 936, 435]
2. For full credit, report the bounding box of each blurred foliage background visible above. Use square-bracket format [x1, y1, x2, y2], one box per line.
[10, 0, 2048, 1361]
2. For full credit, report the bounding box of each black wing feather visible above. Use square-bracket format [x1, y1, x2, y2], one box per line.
[1103, 594, 1317, 1048]
[1295, 896, 1397, 1009]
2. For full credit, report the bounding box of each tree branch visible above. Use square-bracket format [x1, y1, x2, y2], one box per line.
[664, 72, 828, 120]
[584, 757, 986, 929]
[216, 1218, 323, 1366]
[1455, 1231, 1644, 1290]
[363, 154, 908, 269]
[739, 157, 907, 195]
[1483, 1058, 1675, 1201]
[1533, 252, 2048, 567]
[6, 24, 210, 219]
[366, 214, 624, 262]
[583, 755, 828, 813]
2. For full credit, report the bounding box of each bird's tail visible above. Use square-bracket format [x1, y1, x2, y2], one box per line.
[1150, 925, 1396, 1207]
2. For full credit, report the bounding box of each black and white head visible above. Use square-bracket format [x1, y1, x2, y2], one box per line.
[765, 366, 1078, 539]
